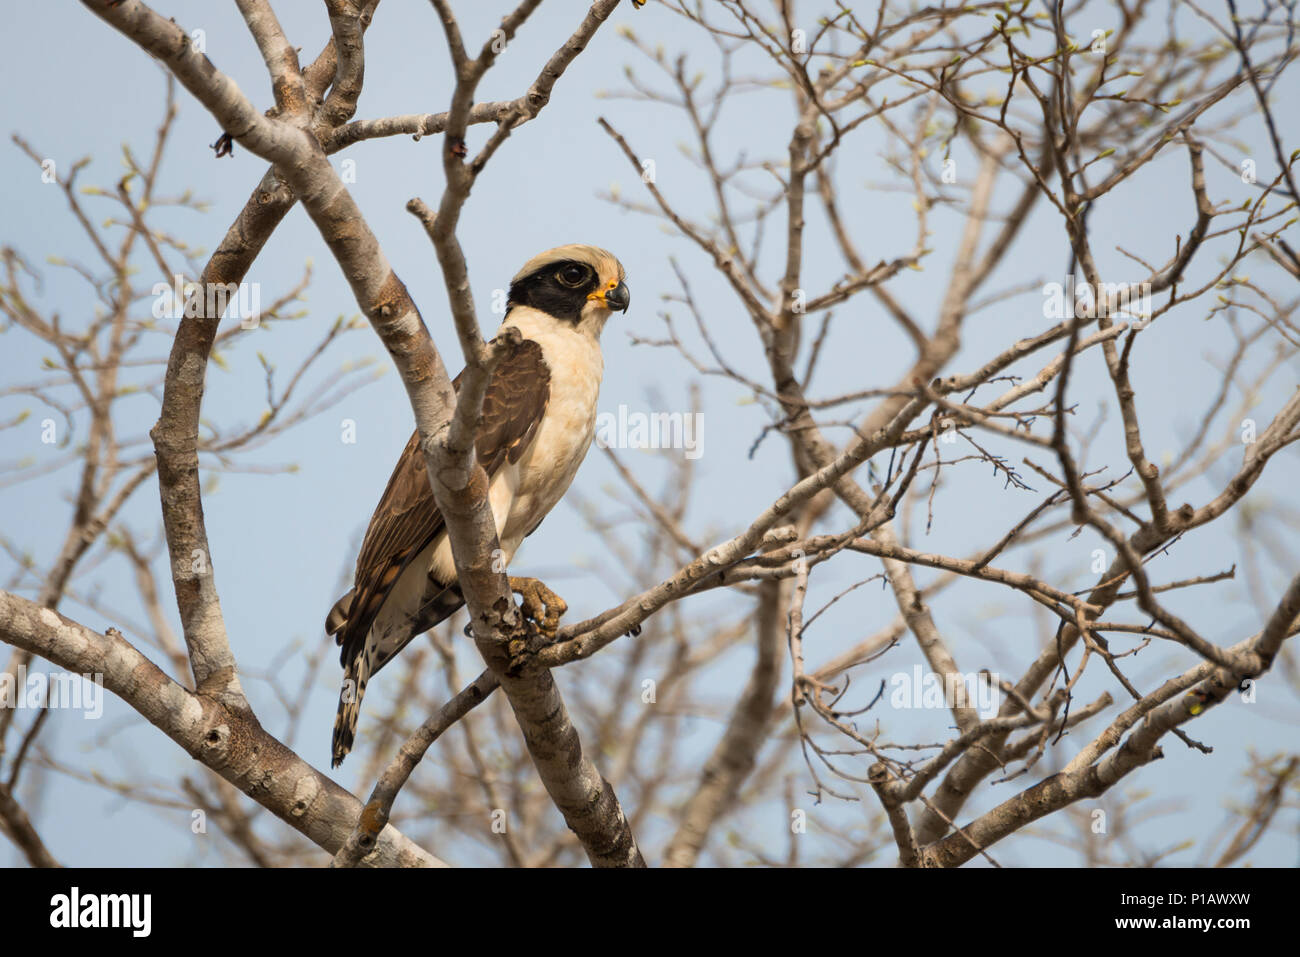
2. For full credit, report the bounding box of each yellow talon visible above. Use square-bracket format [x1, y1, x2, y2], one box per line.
[508, 576, 567, 638]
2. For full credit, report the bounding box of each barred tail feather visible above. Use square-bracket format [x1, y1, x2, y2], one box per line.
[331, 649, 373, 768]
[328, 580, 465, 767]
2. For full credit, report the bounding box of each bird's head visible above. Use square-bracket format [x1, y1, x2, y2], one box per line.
[507, 244, 629, 334]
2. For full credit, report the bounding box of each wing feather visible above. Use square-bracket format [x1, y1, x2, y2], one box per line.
[331, 337, 551, 668]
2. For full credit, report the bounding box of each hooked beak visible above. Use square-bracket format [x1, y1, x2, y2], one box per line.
[591, 281, 631, 313]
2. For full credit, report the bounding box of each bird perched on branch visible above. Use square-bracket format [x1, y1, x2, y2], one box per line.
[325, 245, 629, 768]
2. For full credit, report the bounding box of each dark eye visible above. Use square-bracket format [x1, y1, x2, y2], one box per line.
[556, 264, 589, 287]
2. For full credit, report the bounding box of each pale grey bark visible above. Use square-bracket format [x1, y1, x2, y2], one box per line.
[0, 591, 445, 866]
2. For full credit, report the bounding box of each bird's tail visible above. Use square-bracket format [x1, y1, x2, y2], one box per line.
[327, 582, 465, 767]
[332, 646, 373, 768]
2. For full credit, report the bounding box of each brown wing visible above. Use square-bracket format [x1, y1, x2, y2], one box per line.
[332, 337, 550, 663]
[475, 337, 551, 475]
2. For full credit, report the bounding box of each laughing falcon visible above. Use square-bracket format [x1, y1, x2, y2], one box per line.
[325, 245, 629, 767]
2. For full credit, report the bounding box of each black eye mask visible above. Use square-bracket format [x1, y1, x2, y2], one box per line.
[507, 260, 600, 321]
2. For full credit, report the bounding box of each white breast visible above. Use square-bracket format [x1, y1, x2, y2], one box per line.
[425, 307, 604, 582]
